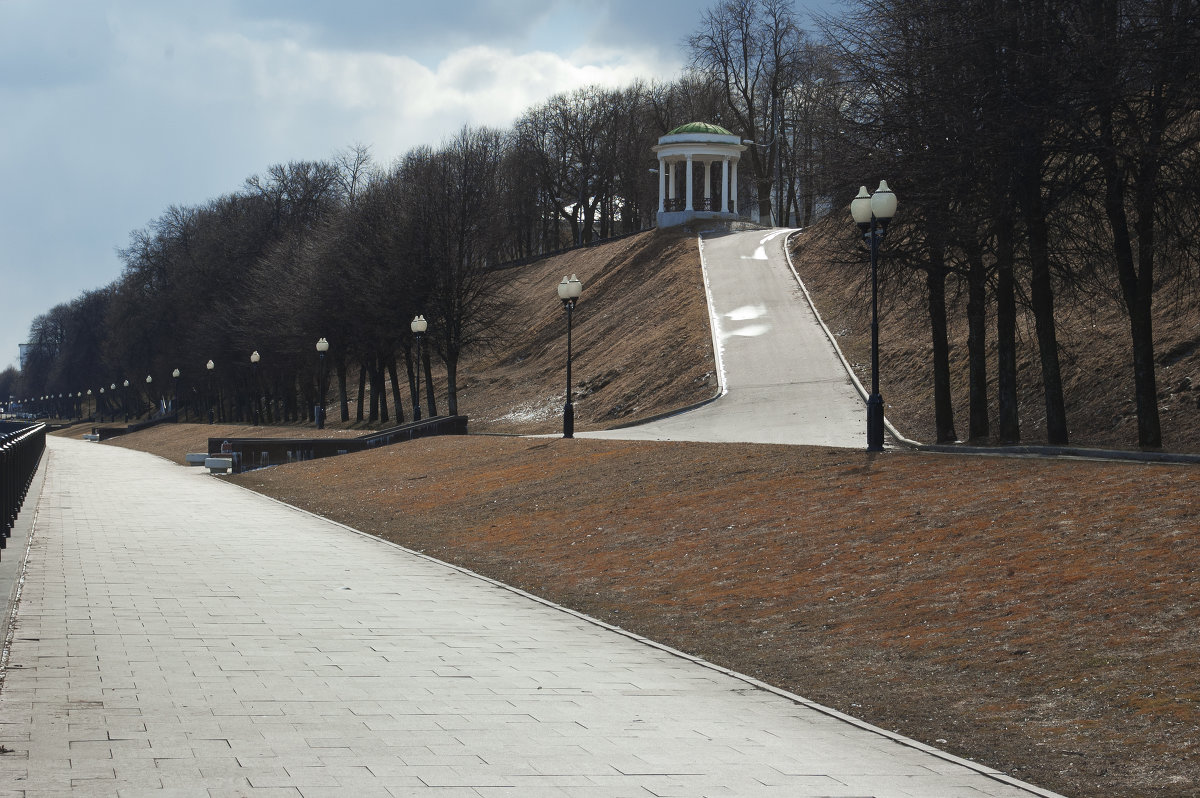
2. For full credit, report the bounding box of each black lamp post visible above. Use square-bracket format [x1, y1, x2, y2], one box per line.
[850, 179, 899, 452]
[145, 375, 153, 416]
[410, 316, 427, 421]
[315, 337, 329, 428]
[206, 360, 216, 423]
[172, 368, 180, 418]
[99, 387, 106, 422]
[250, 351, 261, 426]
[122, 379, 130, 422]
[557, 274, 583, 438]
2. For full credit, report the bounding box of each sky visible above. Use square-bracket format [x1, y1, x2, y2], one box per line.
[0, 0, 836, 373]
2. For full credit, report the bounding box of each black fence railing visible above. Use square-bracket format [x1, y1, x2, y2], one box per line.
[207, 415, 468, 473]
[663, 198, 733, 213]
[1, 421, 46, 557]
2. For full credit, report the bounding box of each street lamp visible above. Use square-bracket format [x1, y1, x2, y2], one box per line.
[86, 389, 92, 420]
[315, 337, 329, 428]
[557, 274, 583, 438]
[172, 368, 180, 417]
[850, 179, 899, 452]
[99, 387, 105, 422]
[122, 379, 130, 422]
[410, 317, 427, 421]
[206, 360, 216, 423]
[250, 350, 261, 426]
[145, 375, 153, 416]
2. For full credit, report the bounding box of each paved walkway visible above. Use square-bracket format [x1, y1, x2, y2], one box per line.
[586, 228, 867, 448]
[0, 437, 1063, 797]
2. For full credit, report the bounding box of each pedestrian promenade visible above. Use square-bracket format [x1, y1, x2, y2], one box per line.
[0, 437, 1063, 797]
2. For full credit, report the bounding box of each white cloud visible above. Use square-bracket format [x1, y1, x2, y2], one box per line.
[106, 23, 679, 160]
[0, 1, 688, 368]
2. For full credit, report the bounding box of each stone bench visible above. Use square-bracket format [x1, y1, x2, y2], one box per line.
[185, 452, 209, 466]
[82, 433, 99, 442]
[204, 457, 233, 474]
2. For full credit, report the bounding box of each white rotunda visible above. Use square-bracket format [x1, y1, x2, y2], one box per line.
[653, 122, 747, 228]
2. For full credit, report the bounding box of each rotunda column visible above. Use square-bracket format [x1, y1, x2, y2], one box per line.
[721, 157, 730, 213]
[658, 156, 666, 213]
[685, 154, 694, 211]
[731, 157, 740, 214]
[703, 159, 713, 209]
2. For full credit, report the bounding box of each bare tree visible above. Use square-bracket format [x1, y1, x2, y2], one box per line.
[689, 0, 802, 220]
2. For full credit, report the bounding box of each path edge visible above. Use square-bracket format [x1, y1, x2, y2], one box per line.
[215, 470, 1067, 798]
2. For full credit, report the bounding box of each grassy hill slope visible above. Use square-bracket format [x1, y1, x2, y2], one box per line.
[791, 215, 1200, 452]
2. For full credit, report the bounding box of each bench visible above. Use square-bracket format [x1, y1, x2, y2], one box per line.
[82, 433, 99, 442]
[185, 452, 208, 466]
[204, 457, 233, 474]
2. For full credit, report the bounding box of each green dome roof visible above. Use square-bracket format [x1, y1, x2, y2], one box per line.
[667, 122, 734, 136]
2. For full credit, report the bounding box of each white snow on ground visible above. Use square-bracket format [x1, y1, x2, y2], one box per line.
[489, 395, 567, 424]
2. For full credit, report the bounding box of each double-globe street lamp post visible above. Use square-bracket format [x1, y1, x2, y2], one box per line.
[410, 316, 427, 421]
[250, 351, 261, 425]
[206, 360, 216, 423]
[557, 274, 583, 439]
[850, 179, 899, 452]
[315, 337, 329, 428]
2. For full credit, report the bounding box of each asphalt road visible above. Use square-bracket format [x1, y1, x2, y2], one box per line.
[587, 227, 866, 447]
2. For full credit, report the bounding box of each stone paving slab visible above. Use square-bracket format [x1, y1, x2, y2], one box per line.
[0, 437, 1065, 797]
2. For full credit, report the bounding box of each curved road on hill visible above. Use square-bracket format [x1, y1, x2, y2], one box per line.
[586, 227, 866, 448]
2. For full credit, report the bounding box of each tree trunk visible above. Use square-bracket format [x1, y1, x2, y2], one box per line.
[337, 361, 349, 422]
[1127, 291, 1161, 448]
[965, 243, 990, 442]
[1100, 113, 1163, 448]
[372, 358, 388, 423]
[757, 178, 772, 222]
[995, 215, 1020, 443]
[423, 347, 438, 417]
[356, 363, 366, 422]
[926, 266, 957, 444]
[444, 352, 459, 416]
[404, 347, 419, 412]
[388, 355, 405, 424]
[1023, 192, 1069, 445]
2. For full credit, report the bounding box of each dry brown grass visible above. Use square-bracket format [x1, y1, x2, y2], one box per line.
[213, 435, 1199, 798]
[96, 224, 1200, 798]
[791, 215, 1200, 452]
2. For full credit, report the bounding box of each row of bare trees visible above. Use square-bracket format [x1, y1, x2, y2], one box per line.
[11, 24, 830, 424]
[828, 0, 1200, 448]
[10, 0, 1197, 448]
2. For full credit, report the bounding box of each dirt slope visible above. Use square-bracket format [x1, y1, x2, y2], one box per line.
[790, 215, 1200, 451]
[456, 228, 718, 435]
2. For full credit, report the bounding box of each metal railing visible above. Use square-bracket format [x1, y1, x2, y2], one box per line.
[1, 421, 46, 557]
[207, 415, 468, 473]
